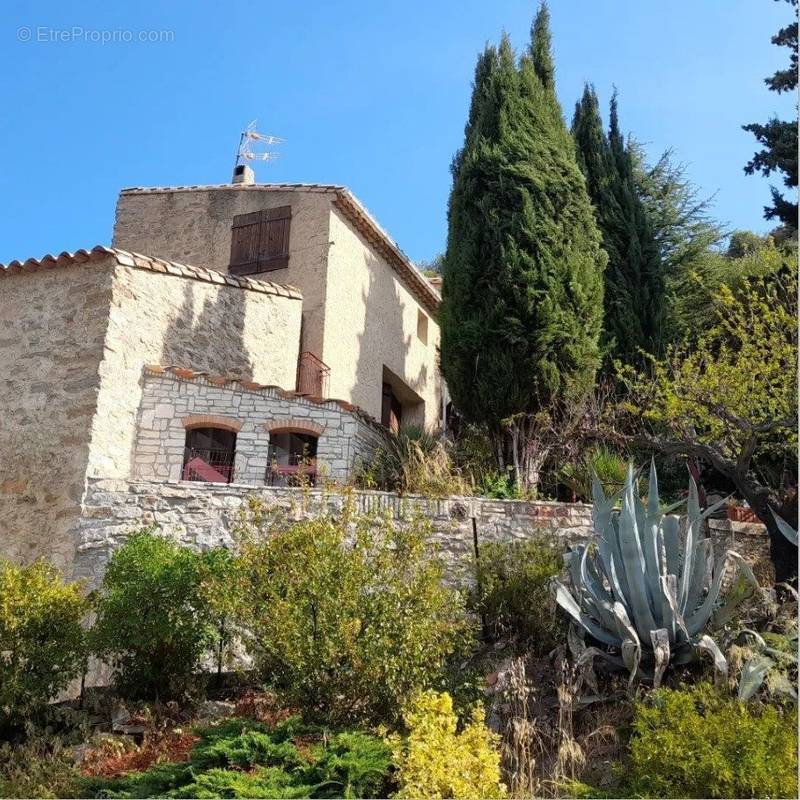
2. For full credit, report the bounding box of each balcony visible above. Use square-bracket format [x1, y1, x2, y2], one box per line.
[296, 351, 330, 398]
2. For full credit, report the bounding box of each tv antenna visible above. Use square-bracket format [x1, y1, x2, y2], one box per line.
[235, 120, 284, 167]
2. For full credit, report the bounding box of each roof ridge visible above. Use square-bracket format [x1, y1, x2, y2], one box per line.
[0, 245, 303, 300]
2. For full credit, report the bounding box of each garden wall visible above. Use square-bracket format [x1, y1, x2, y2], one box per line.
[72, 478, 771, 588]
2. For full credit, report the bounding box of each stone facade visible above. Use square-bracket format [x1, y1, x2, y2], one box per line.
[113, 184, 442, 426]
[72, 479, 772, 590]
[0, 259, 113, 568]
[134, 367, 387, 484]
[0, 248, 302, 571]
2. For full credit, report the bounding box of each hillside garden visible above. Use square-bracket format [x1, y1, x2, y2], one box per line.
[1, 2, 797, 798]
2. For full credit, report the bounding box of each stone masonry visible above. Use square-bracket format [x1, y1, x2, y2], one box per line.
[0, 247, 302, 571]
[134, 367, 387, 485]
[73, 478, 595, 586]
[73, 479, 771, 590]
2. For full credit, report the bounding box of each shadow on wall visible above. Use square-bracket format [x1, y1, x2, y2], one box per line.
[157, 279, 255, 379]
[353, 251, 427, 428]
[125, 277, 257, 486]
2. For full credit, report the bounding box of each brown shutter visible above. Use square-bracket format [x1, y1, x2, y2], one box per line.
[229, 210, 262, 275]
[258, 206, 291, 271]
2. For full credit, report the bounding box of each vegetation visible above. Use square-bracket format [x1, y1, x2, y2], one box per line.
[743, 0, 798, 227]
[0, 735, 82, 799]
[91, 532, 218, 701]
[616, 269, 798, 583]
[558, 445, 628, 503]
[0, 560, 88, 732]
[82, 717, 394, 799]
[554, 463, 758, 687]
[390, 691, 505, 799]
[233, 502, 469, 725]
[625, 683, 798, 798]
[355, 426, 470, 496]
[440, 4, 605, 493]
[470, 539, 562, 652]
[572, 86, 663, 365]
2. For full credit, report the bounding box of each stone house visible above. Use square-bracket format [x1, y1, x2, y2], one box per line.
[0, 167, 442, 573]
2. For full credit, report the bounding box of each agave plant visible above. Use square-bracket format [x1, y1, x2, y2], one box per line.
[554, 461, 759, 688]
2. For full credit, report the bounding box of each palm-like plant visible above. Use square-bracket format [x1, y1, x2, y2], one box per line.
[554, 461, 758, 687]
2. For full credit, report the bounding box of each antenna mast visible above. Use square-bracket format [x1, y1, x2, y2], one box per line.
[235, 120, 284, 169]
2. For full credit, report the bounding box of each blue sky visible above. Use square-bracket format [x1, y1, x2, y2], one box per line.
[1, 0, 794, 263]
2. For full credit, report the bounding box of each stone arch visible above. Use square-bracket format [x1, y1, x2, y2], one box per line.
[182, 414, 242, 433]
[263, 418, 325, 436]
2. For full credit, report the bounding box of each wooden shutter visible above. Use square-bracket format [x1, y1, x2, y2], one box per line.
[229, 206, 291, 275]
[258, 206, 291, 271]
[229, 210, 262, 275]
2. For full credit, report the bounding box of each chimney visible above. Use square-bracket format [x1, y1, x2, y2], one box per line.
[232, 164, 255, 185]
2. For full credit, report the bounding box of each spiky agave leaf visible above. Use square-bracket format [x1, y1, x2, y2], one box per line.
[771, 508, 798, 546]
[553, 462, 758, 689]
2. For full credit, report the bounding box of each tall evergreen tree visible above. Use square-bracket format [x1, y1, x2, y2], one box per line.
[441, 4, 605, 491]
[743, 0, 798, 228]
[572, 87, 664, 365]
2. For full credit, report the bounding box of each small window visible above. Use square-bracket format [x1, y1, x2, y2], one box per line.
[229, 206, 291, 275]
[416, 309, 428, 345]
[182, 427, 236, 483]
[267, 432, 318, 486]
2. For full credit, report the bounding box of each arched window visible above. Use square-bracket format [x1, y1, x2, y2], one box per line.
[182, 427, 236, 484]
[267, 431, 318, 486]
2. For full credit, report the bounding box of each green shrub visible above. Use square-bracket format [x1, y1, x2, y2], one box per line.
[0, 734, 82, 799]
[235, 503, 470, 725]
[558, 445, 628, 503]
[390, 691, 505, 799]
[83, 717, 393, 799]
[625, 683, 798, 798]
[469, 539, 562, 652]
[0, 560, 88, 731]
[91, 531, 219, 700]
[473, 468, 524, 500]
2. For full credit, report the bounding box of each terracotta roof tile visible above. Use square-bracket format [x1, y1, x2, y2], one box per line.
[0, 245, 303, 301]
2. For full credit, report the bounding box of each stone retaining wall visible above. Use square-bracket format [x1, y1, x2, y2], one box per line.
[72, 478, 772, 588]
[73, 478, 594, 586]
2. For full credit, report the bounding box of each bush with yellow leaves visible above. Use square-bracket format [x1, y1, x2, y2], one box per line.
[390, 691, 506, 799]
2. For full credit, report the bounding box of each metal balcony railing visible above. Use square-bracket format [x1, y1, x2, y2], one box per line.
[266, 452, 317, 487]
[296, 351, 330, 398]
[182, 447, 235, 484]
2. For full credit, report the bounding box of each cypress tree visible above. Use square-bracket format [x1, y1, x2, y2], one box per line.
[572, 87, 664, 365]
[441, 4, 605, 490]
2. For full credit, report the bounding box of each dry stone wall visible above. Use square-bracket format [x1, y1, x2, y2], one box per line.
[72, 480, 772, 589]
[73, 478, 594, 585]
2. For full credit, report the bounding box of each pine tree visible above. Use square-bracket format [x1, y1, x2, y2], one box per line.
[572, 87, 664, 364]
[743, 0, 798, 228]
[441, 4, 605, 491]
